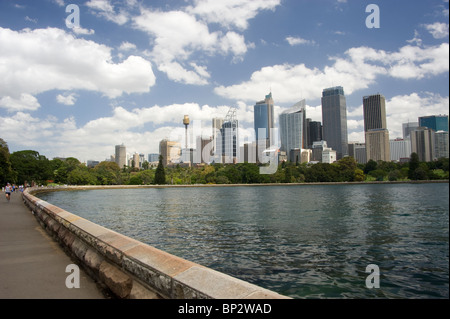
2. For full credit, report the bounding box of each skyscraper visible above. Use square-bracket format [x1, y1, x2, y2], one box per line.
[115, 144, 126, 169]
[212, 117, 224, 160]
[159, 139, 181, 167]
[321, 86, 348, 159]
[216, 107, 239, 163]
[363, 94, 390, 162]
[435, 131, 449, 159]
[418, 115, 449, 132]
[279, 99, 307, 158]
[306, 118, 322, 149]
[254, 92, 275, 149]
[411, 127, 435, 162]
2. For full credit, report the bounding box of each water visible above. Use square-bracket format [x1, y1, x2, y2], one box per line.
[38, 183, 449, 299]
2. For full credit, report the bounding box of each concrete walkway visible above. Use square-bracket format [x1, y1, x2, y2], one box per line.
[0, 191, 105, 299]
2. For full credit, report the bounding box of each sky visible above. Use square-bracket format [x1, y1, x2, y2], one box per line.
[0, 0, 448, 162]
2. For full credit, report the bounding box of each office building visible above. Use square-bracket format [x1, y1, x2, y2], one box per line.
[307, 119, 322, 149]
[216, 107, 239, 163]
[363, 94, 390, 162]
[411, 127, 435, 162]
[279, 100, 307, 158]
[311, 140, 330, 162]
[419, 115, 449, 132]
[159, 139, 181, 167]
[240, 142, 257, 163]
[212, 118, 224, 159]
[321, 86, 348, 159]
[196, 136, 213, 164]
[348, 142, 367, 164]
[148, 153, 159, 163]
[115, 144, 126, 169]
[434, 131, 449, 159]
[322, 148, 337, 164]
[254, 92, 275, 150]
[402, 122, 419, 139]
[389, 138, 412, 162]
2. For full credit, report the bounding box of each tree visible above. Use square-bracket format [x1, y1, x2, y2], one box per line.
[408, 152, 420, 180]
[0, 138, 14, 185]
[10, 150, 52, 185]
[154, 155, 166, 184]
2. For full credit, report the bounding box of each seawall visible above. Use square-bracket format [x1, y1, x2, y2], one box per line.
[22, 186, 290, 299]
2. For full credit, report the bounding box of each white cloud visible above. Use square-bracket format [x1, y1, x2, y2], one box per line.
[423, 22, 449, 39]
[56, 93, 78, 105]
[0, 27, 156, 104]
[286, 36, 316, 46]
[187, 0, 281, 30]
[118, 41, 136, 51]
[85, 0, 129, 25]
[214, 43, 449, 103]
[72, 26, 95, 35]
[0, 94, 40, 112]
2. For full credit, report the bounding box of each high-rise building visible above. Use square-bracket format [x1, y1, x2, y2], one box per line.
[196, 136, 213, 164]
[159, 139, 181, 167]
[419, 115, 449, 132]
[348, 142, 367, 164]
[390, 138, 412, 162]
[411, 127, 435, 162]
[212, 117, 224, 160]
[434, 131, 449, 159]
[363, 94, 390, 162]
[115, 144, 126, 168]
[279, 100, 307, 158]
[321, 86, 348, 159]
[254, 92, 275, 149]
[216, 107, 239, 163]
[402, 122, 419, 139]
[307, 119, 322, 149]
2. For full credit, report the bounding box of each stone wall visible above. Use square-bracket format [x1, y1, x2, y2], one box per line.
[22, 187, 290, 299]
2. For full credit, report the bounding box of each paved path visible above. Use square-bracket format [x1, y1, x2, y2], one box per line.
[0, 191, 105, 299]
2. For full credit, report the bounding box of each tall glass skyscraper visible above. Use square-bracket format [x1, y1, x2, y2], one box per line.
[321, 86, 348, 159]
[279, 100, 307, 157]
[254, 92, 275, 148]
[419, 115, 449, 132]
[363, 94, 390, 162]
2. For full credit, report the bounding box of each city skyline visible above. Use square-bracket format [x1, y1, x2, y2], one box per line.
[0, 0, 448, 162]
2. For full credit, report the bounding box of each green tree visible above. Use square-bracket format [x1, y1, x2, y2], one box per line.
[408, 152, 420, 180]
[154, 155, 166, 184]
[0, 138, 15, 185]
[94, 161, 121, 185]
[10, 150, 52, 185]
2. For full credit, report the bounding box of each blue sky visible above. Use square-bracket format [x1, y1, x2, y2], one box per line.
[0, 0, 448, 162]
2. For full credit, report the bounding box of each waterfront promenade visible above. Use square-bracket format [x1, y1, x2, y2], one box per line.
[0, 191, 105, 299]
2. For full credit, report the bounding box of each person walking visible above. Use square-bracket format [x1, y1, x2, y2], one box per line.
[4, 183, 12, 202]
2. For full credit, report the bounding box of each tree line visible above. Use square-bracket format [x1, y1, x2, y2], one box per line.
[1, 138, 448, 187]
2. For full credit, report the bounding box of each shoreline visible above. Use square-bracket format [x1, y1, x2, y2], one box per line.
[32, 179, 449, 192]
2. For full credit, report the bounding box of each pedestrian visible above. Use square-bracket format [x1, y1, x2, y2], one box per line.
[5, 183, 12, 202]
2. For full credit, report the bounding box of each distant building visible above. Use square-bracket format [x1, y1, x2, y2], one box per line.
[279, 99, 307, 159]
[322, 148, 337, 163]
[254, 92, 275, 153]
[419, 115, 449, 132]
[148, 153, 159, 163]
[390, 138, 412, 162]
[240, 142, 257, 163]
[363, 94, 390, 162]
[159, 139, 181, 167]
[348, 142, 367, 164]
[306, 119, 322, 149]
[411, 127, 435, 162]
[115, 144, 126, 168]
[87, 160, 100, 168]
[132, 152, 140, 169]
[216, 107, 239, 164]
[434, 130, 449, 159]
[402, 122, 419, 139]
[212, 118, 224, 160]
[321, 86, 348, 159]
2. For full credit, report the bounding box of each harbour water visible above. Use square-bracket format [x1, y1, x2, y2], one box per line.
[39, 183, 449, 299]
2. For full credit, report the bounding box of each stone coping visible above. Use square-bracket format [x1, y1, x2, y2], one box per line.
[22, 186, 290, 299]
